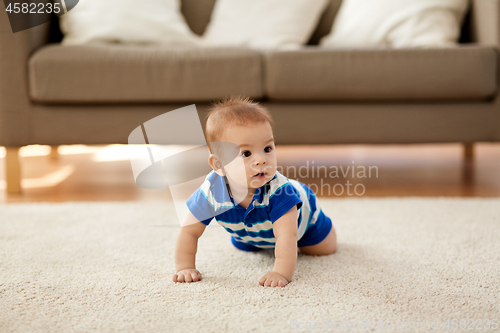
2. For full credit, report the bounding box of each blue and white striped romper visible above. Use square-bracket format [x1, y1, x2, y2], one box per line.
[186, 170, 332, 251]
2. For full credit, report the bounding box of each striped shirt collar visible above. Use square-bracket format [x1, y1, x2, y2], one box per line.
[210, 171, 278, 210]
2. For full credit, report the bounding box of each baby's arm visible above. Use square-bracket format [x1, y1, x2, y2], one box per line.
[172, 210, 207, 283]
[259, 206, 298, 287]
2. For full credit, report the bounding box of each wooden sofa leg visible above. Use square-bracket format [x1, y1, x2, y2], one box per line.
[464, 143, 474, 164]
[462, 143, 474, 184]
[5, 147, 22, 193]
[50, 145, 59, 161]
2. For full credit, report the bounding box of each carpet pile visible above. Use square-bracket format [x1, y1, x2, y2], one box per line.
[1, 198, 499, 332]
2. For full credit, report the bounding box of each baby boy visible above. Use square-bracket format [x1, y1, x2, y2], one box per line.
[172, 96, 337, 288]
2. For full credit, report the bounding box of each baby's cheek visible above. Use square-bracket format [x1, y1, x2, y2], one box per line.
[226, 163, 248, 180]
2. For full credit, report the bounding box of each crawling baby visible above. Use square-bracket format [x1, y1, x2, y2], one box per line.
[172, 96, 337, 288]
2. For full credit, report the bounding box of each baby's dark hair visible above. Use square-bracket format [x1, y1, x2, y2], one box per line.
[205, 96, 274, 154]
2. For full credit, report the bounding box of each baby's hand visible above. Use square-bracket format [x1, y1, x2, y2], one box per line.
[172, 268, 202, 283]
[259, 272, 289, 288]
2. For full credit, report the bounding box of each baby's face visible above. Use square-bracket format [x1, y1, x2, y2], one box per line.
[220, 121, 277, 191]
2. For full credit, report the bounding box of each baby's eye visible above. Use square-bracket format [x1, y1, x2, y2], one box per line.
[264, 146, 273, 153]
[241, 150, 251, 158]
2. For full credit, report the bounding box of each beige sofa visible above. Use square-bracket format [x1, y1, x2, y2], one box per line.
[1, 0, 499, 193]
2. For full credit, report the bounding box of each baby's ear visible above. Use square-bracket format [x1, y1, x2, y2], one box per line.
[209, 154, 225, 177]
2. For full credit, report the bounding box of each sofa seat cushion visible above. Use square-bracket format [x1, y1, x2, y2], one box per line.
[29, 45, 263, 103]
[264, 45, 497, 101]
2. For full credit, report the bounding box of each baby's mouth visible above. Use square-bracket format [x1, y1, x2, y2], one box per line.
[253, 172, 266, 178]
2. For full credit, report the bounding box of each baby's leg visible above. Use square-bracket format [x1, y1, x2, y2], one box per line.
[299, 225, 337, 256]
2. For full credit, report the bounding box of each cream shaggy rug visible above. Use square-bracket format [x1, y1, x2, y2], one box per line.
[1, 198, 499, 333]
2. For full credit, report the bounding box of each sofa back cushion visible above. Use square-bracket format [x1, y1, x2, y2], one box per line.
[59, 0, 201, 45]
[319, 0, 470, 48]
[200, 0, 330, 49]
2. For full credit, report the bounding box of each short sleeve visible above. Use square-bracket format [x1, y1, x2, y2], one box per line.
[267, 182, 303, 223]
[186, 188, 215, 226]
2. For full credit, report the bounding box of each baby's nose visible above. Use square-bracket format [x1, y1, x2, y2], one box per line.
[254, 157, 266, 165]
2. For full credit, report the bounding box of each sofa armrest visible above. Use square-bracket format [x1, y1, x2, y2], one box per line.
[0, 8, 51, 146]
[469, 0, 500, 47]
[469, 0, 500, 142]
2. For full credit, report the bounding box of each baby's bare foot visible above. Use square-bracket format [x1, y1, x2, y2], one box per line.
[173, 268, 202, 283]
[259, 272, 289, 287]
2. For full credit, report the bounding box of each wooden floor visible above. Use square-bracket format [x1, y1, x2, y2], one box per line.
[1, 143, 499, 203]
